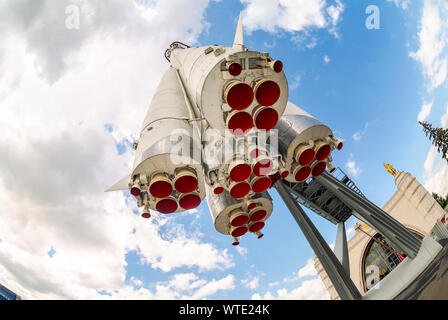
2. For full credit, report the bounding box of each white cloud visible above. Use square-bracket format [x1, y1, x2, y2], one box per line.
[252, 277, 329, 300]
[352, 122, 368, 142]
[297, 259, 318, 279]
[423, 106, 448, 195]
[424, 146, 439, 178]
[235, 245, 248, 256]
[0, 0, 236, 300]
[424, 161, 448, 198]
[289, 74, 302, 90]
[268, 280, 280, 287]
[409, 0, 448, 91]
[386, 0, 410, 10]
[417, 101, 433, 122]
[346, 154, 361, 178]
[323, 55, 330, 64]
[422, 107, 448, 197]
[441, 104, 448, 128]
[241, 276, 259, 290]
[282, 258, 318, 284]
[99, 273, 235, 300]
[241, 0, 345, 40]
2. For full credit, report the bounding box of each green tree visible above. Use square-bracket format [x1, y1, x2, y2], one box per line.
[419, 121, 448, 163]
[432, 192, 448, 211]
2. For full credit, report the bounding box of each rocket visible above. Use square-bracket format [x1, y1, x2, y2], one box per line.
[106, 14, 343, 245]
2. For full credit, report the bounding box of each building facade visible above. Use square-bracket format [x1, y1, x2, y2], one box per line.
[315, 168, 448, 299]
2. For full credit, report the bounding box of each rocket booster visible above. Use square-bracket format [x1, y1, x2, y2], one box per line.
[106, 14, 343, 245]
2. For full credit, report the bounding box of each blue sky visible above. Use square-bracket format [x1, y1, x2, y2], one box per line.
[0, 0, 447, 300]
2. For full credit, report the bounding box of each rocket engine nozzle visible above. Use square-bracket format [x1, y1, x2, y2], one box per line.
[249, 206, 267, 222]
[225, 82, 254, 111]
[230, 209, 249, 227]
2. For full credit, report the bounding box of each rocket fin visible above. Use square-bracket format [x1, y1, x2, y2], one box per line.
[105, 174, 131, 192]
[233, 12, 244, 49]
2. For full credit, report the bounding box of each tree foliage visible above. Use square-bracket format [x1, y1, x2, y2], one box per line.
[432, 192, 448, 211]
[419, 121, 448, 163]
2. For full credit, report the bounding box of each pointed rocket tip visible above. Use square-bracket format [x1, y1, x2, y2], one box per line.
[233, 12, 244, 49]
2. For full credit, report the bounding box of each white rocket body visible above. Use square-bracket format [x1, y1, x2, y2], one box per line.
[106, 14, 343, 244]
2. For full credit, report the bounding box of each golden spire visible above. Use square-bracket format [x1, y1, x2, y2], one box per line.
[383, 163, 397, 177]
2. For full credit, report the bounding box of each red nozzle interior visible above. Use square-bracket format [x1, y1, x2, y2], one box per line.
[141, 212, 151, 219]
[231, 215, 249, 227]
[316, 144, 331, 161]
[130, 187, 141, 197]
[269, 172, 281, 186]
[228, 63, 242, 76]
[231, 226, 248, 237]
[254, 107, 279, 131]
[250, 209, 267, 222]
[295, 166, 311, 182]
[337, 142, 343, 150]
[281, 170, 290, 179]
[312, 161, 327, 177]
[213, 186, 224, 195]
[273, 60, 283, 73]
[252, 176, 272, 193]
[174, 175, 198, 194]
[298, 148, 315, 166]
[179, 193, 201, 210]
[226, 83, 254, 110]
[227, 111, 253, 136]
[249, 148, 260, 159]
[255, 80, 280, 106]
[156, 198, 178, 214]
[149, 180, 173, 198]
[229, 163, 252, 182]
[230, 182, 251, 199]
[248, 202, 257, 210]
[253, 159, 273, 176]
[249, 221, 265, 233]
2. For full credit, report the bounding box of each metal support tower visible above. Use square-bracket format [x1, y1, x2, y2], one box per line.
[335, 222, 350, 276]
[275, 181, 362, 300]
[316, 171, 423, 258]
